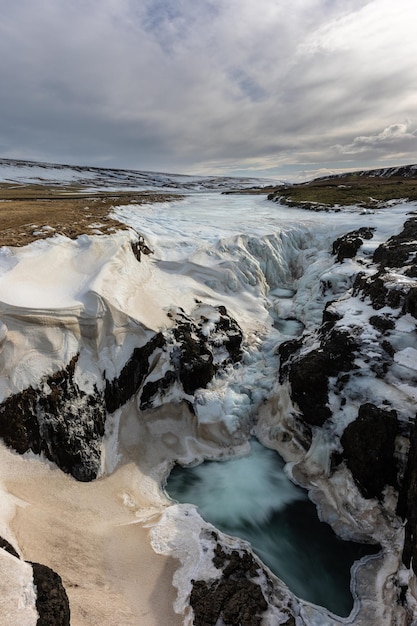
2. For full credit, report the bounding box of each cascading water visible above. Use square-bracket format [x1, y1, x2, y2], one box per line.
[165, 439, 379, 617]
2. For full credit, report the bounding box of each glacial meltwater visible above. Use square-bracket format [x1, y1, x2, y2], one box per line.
[166, 439, 378, 617]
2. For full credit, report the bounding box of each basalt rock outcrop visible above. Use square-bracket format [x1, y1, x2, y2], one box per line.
[397, 418, 417, 575]
[0, 355, 105, 482]
[31, 562, 71, 626]
[0, 538, 70, 626]
[0, 302, 243, 482]
[340, 403, 399, 500]
[272, 215, 417, 621]
[279, 325, 358, 427]
[190, 534, 295, 626]
[138, 304, 243, 407]
[332, 227, 375, 262]
[104, 332, 166, 413]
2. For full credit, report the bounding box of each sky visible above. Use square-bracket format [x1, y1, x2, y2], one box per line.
[0, 0, 416, 182]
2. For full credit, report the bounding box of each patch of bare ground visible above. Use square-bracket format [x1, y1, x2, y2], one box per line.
[0, 184, 183, 246]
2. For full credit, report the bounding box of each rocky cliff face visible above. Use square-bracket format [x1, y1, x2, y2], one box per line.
[256, 213, 417, 624]
[0, 303, 243, 480]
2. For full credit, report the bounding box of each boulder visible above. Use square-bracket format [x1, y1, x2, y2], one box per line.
[0, 355, 105, 482]
[332, 227, 374, 263]
[31, 562, 70, 626]
[190, 543, 269, 626]
[340, 403, 398, 500]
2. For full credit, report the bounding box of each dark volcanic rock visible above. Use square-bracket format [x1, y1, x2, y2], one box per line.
[321, 301, 343, 327]
[397, 419, 417, 574]
[369, 315, 395, 333]
[130, 235, 153, 261]
[278, 338, 303, 383]
[169, 305, 243, 396]
[404, 264, 417, 278]
[282, 327, 358, 427]
[105, 332, 165, 412]
[0, 355, 105, 482]
[353, 272, 404, 310]
[0, 386, 42, 455]
[0, 539, 71, 624]
[321, 327, 358, 372]
[216, 305, 243, 362]
[38, 356, 105, 482]
[332, 227, 375, 263]
[373, 218, 417, 269]
[0, 306, 242, 480]
[140, 369, 177, 410]
[0, 537, 20, 559]
[31, 562, 70, 626]
[173, 321, 215, 395]
[288, 350, 331, 427]
[352, 219, 417, 315]
[403, 286, 417, 319]
[341, 403, 398, 500]
[190, 544, 269, 626]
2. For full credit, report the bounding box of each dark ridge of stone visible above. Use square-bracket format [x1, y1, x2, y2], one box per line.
[215, 306, 243, 362]
[397, 418, 417, 575]
[405, 264, 417, 278]
[322, 301, 343, 326]
[321, 327, 358, 372]
[190, 545, 269, 626]
[0, 386, 41, 455]
[173, 321, 215, 396]
[31, 562, 70, 626]
[278, 338, 303, 383]
[282, 327, 357, 427]
[373, 218, 417, 269]
[288, 350, 332, 427]
[0, 355, 105, 482]
[0, 304, 242, 480]
[332, 227, 375, 263]
[130, 235, 153, 262]
[213, 545, 261, 578]
[341, 403, 399, 500]
[382, 340, 395, 357]
[104, 332, 165, 413]
[167, 305, 243, 396]
[369, 315, 396, 333]
[139, 369, 177, 410]
[0, 537, 20, 559]
[403, 286, 417, 319]
[37, 356, 106, 482]
[353, 272, 405, 310]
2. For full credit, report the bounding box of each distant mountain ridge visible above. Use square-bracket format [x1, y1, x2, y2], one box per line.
[315, 163, 417, 182]
[0, 157, 276, 191]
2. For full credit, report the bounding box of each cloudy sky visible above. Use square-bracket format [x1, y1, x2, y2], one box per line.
[0, 0, 416, 181]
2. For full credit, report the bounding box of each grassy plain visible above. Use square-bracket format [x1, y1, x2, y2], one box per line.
[270, 175, 417, 209]
[0, 184, 182, 246]
[227, 173, 417, 210]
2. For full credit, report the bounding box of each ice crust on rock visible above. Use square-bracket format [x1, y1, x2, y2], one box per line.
[0, 181, 417, 623]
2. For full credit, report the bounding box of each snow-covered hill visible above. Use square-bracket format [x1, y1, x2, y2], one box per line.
[315, 163, 417, 181]
[0, 158, 276, 191]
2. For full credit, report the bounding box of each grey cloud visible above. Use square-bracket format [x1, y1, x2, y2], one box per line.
[0, 0, 416, 179]
[335, 125, 417, 156]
